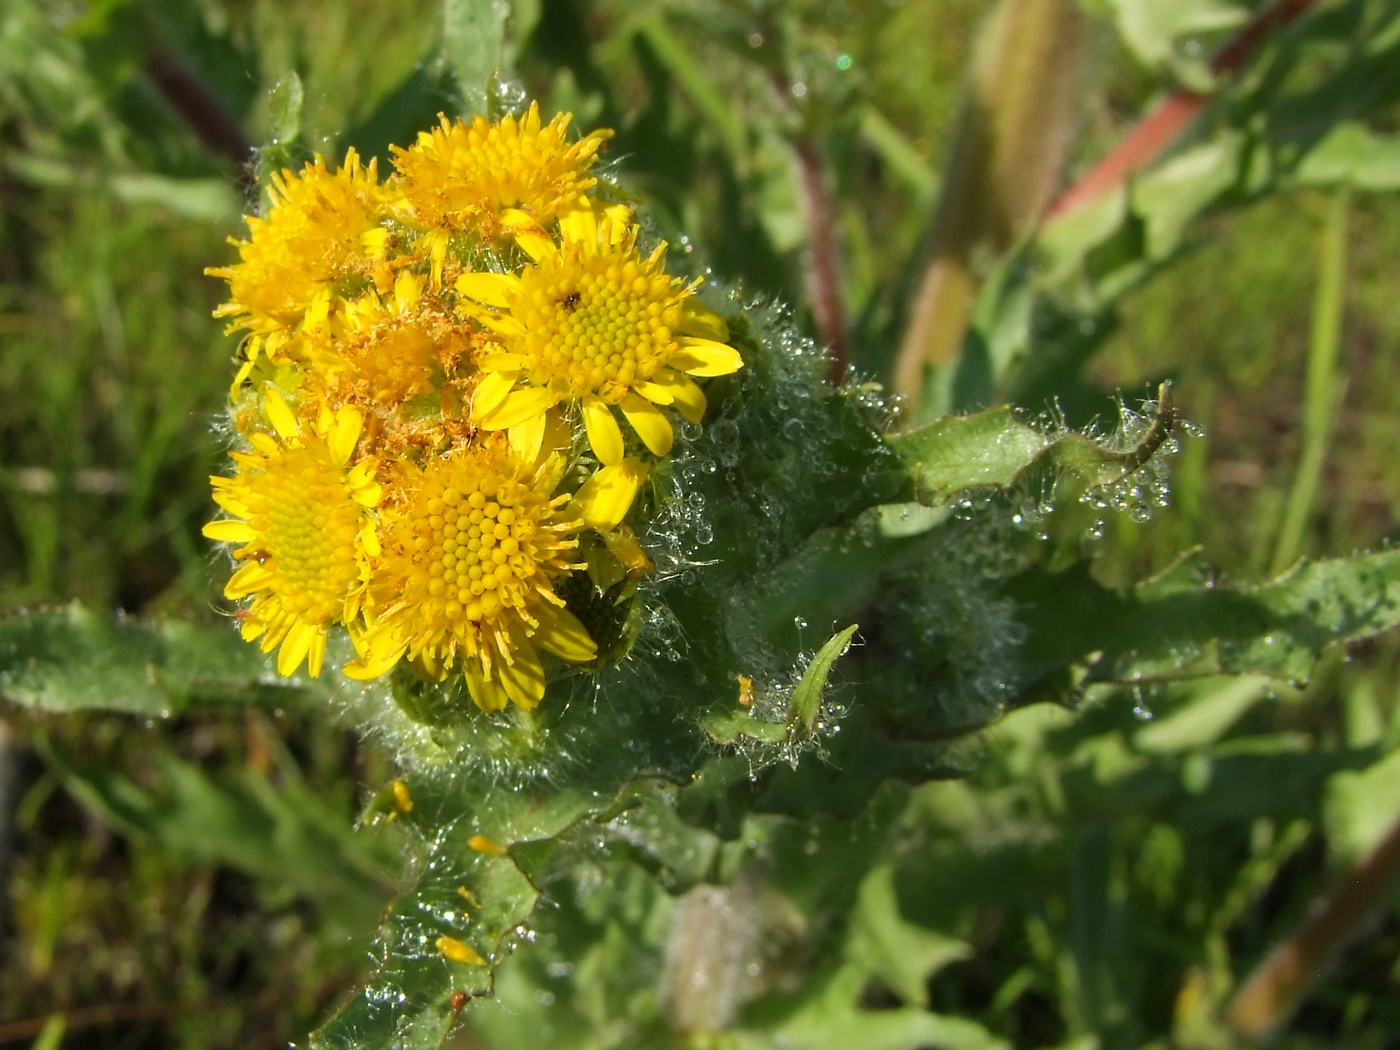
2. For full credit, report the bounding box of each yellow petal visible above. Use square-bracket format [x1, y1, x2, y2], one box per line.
[497, 639, 545, 710]
[514, 229, 555, 262]
[352, 481, 382, 508]
[672, 338, 744, 377]
[603, 524, 653, 576]
[479, 352, 528, 372]
[634, 381, 673, 405]
[342, 644, 405, 680]
[307, 630, 328, 678]
[277, 621, 317, 676]
[455, 272, 521, 309]
[619, 392, 673, 457]
[582, 395, 625, 466]
[328, 405, 364, 465]
[679, 302, 730, 342]
[263, 388, 300, 440]
[653, 369, 707, 425]
[464, 663, 510, 713]
[559, 207, 597, 246]
[472, 370, 519, 420]
[249, 432, 279, 456]
[477, 387, 554, 431]
[536, 606, 598, 664]
[225, 562, 273, 599]
[574, 459, 647, 530]
[203, 519, 253, 544]
[508, 411, 546, 464]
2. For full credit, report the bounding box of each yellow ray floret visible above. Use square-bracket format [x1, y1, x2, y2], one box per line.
[207, 151, 386, 356]
[344, 434, 597, 712]
[391, 103, 613, 277]
[203, 399, 381, 678]
[456, 209, 743, 491]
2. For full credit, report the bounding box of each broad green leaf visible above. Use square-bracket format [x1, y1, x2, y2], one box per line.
[733, 961, 1008, 1050]
[1323, 748, 1400, 865]
[1106, 0, 1247, 89]
[442, 0, 509, 114]
[847, 865, 971, 1006]
[1291, 122, 1400, 191]
[888, 387, 1177, 507]
[0, 604, 314, 714]
[1009, 548, 1400, 690]
[1133, 675, 1277, 754]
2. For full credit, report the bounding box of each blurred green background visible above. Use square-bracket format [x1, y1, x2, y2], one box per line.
[2, 0, 1399, 1046]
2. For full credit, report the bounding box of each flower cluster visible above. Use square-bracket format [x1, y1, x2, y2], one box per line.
[204, 105, 743, 712]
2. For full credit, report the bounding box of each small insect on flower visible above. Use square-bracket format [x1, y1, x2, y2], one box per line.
[450, 991, 469, 1011]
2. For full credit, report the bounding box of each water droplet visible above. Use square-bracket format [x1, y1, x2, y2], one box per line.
[791, 81, 808, 99]
[835, 53, 853, 71]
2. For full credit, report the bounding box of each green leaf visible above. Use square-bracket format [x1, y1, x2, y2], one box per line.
[888, 386, 1177, 507]
[1106, 0, 1248, 89]
[788, 625, 860, 742]
[847, 865, 971, 1006]
[1009, 547, 1400, 690]
[1324, 748, 1400, 866]
[442, 0, 509, 114]
[257, 72, 305, 185]
[43, 745, 393, 918]
[1132, 675, 1276, 754]
[0, 604, 315, 715]
[1291, 122, 1400, 191]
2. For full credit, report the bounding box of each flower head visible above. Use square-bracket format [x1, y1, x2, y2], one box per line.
[207, 151, 385, 364]
[345, 435, 596, 712]
[202, 395, 381, 677]
[457, 209, 744, 471]
[391, 104, 613, 281]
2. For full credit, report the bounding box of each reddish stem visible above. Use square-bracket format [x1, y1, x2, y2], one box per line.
[1226, 810, 1400, 1037]
[1046, 0, 1321, 220]
[790, 134, 851, 384]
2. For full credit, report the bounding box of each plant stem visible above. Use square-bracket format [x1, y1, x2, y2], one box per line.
[1046, 0, 1322, 220]
[790, 133, 852, 385]
[144, 48, 254, 173]
[1270, 190, 1349, 576]
[891, 0, 1088, 418]
[1225, 806, 1400, 1039]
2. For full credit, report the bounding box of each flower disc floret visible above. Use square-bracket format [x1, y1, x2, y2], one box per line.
[346, 436, 597, 712]
[203, 401, 380, 677]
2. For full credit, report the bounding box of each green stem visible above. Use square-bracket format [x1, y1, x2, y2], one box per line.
[1270, 191, 1350, 576]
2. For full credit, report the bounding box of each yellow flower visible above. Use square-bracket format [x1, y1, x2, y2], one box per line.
[455, 209, 743, 499]
[203, 393, 381, 677]
[391, 103, 613, 281]
[303, 271, 476, 415]
[207, 150, 386, 380]
[344, 434, 597, 713]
